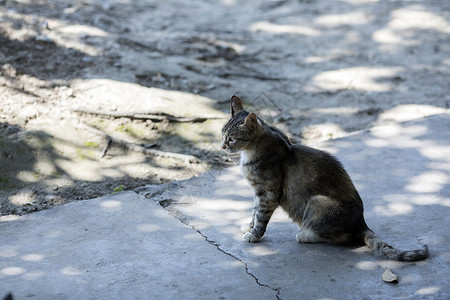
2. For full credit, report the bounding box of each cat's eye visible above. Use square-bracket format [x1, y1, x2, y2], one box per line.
[228, 137, 235, 143]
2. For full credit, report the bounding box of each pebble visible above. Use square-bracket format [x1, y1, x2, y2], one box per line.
[151, 75, 166, 83]
[40, 20, 50, 30]
[65, 88, 74, 97]
[35, 34, 53, 43]
[143, 143, 159, 149]
[382, 268, 399, 284]
[45, 194, 57, 201]
[102, 3, 112, 10]
[82, 56, 93, 63]
[6, 125, 20, 134]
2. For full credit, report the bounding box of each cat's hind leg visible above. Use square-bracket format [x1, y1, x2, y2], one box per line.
[296, 227, 326, 243]
[296, 195, 355, 244]
[294, 195, 335, 244]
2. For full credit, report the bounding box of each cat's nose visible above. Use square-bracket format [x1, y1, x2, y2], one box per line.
[221, 142, 226, 150]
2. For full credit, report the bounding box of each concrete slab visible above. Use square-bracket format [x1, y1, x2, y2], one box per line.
[141, 113, 450, 299]
[0, 191, 277, 299]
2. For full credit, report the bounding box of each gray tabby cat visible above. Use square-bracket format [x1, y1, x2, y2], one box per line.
[221, 95, 428, 262]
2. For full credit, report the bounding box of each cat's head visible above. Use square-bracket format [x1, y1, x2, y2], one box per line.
[221, 95, 260, 153]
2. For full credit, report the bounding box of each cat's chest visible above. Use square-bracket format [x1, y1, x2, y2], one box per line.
[240, 159, 263, 192]
[239, 151, 254, 180]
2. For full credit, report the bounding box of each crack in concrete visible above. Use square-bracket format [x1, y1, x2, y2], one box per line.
[157, 203, 281, 299]
[136, 184, 281, 298]
[191, 227, 281, 300]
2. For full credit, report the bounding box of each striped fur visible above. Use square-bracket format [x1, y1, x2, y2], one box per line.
[222, 95, 429, 262]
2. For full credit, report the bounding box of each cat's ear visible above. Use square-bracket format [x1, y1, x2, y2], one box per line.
[231, 95, 244, 117]
[244, 112, 258, 131]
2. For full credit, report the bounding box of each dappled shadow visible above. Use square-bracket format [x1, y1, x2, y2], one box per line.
[0, 34, 92, 81]
[1, 0, 449, 298]
[1, 0, 448, 106]
[0, 122, 167, 215]
[1, 3, 449, 294]
[220, 0, 450, 142]
[2, 0, 448, 142]
[0, 115, 235, 216]
[0, 1, 235, 215]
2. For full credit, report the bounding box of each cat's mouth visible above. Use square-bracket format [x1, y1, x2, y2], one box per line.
[222, 147, 234, 154]
[221, 145, 237, 154]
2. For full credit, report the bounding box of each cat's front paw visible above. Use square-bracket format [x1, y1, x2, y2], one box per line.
[243, 232, 260, 243]
[240, 223, 252, 233]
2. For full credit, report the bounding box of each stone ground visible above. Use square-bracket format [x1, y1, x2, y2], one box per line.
[1, 113, 449, 299]
[1, 0, 449, 216]
[1, 1, 449, 298]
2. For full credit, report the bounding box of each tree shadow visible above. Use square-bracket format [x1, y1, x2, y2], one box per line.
[204, 0, 450, 142]
[2, 0, 448, 131]
[0, 34, 92, 81]
[0, 0, 448, 242]
[0, 2, 449, 298]
[0, 122, 166, 215]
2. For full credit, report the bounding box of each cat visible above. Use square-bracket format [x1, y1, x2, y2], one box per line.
[221, 95, 428, 262]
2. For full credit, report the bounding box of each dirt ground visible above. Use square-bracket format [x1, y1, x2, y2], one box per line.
[1, 0, 449, 216]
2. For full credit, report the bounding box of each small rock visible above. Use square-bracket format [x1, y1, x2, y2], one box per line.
[382, 268, 399, 284]
[102, 3, 112, 10]
[35, 34, 54, 43]
[40, 20, 50, 30]
[65, 88, 74, 97]
[82, 56, 93, 63]
[45, 194, 57, 201]
[151, 75, 166, 83]
[6, 125, 20, 134]
[143, 143, 159, 149]
[205, 84, 216, 91]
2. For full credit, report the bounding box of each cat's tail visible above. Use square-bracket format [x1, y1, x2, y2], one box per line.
[362, 229, 428, 262]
